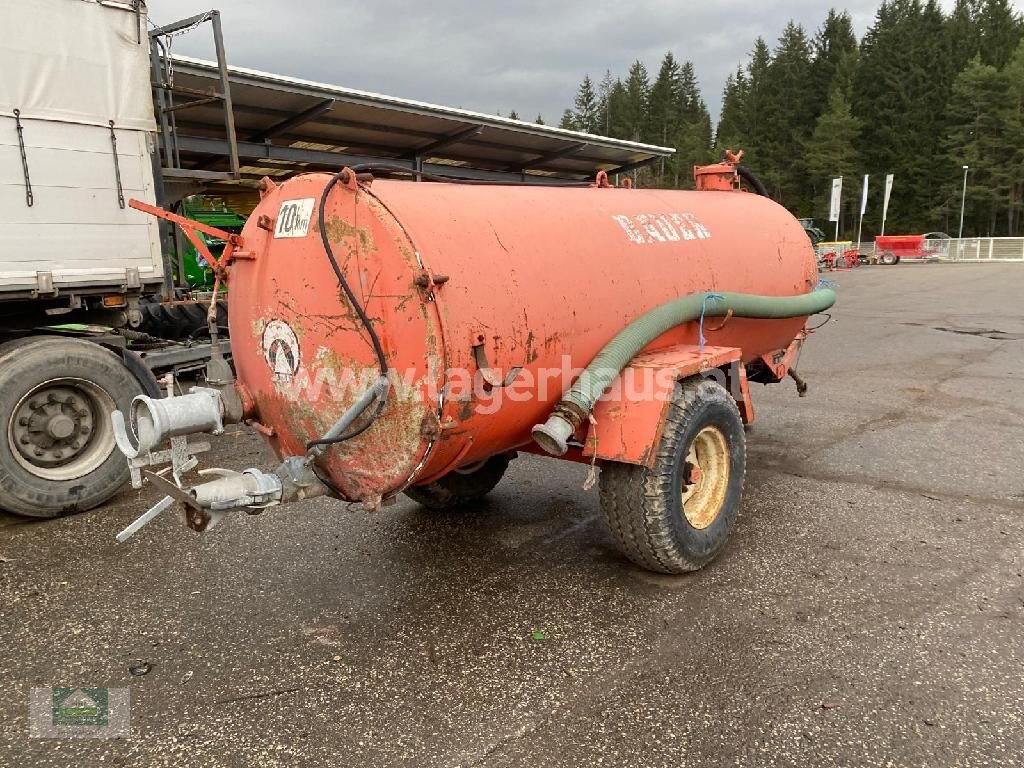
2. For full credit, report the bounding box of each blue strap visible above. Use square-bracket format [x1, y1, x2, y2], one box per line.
[699, 293, 725, 353]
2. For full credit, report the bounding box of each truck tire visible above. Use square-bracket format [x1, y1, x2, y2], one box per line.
[404, 454, 511, 510]
[880, 251, 898, 265]
[0, 337, 143, 518]
[135, 298, 228, 341]
[599, 377, 745, 573]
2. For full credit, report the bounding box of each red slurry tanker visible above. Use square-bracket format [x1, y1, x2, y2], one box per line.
[114, 156, 834, 574]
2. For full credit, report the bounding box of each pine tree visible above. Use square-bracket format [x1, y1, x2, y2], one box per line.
[854, 0, 952, 234]
[622, 61, 650, 141]
[547, 0, 1021, 219]
[508, 110, 520, 121]
[715, 68, 748, 152]
[759, 22, 816, 209]
[595, 70, 614, 136]
[647, 53, 682, 149]
[742, 38, 773, 169]
[945, 56, 1012, 234]
[558, 109, 576, 130]
[535, 114, 545, 125]
[673, 61, 713, 188]
[573, 75, 598, 133]
[606, 78, 631, 139]
[1002, 41, 1024, 234]
[946, 0, 982, 74]
[646, 53, 682, 184]
[804, 89, 862, 225]
[977, 0, 1024, 68]
[810, 10, 859, 108]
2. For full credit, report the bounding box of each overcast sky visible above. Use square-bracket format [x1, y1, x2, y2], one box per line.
[154, 1, 1021, 128]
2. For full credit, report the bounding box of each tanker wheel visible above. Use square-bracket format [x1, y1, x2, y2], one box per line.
[0, 337, 143, 518]
[599, 377, 745, 574]
[880, 251, 898, 265]
[404, 454, 511, 510]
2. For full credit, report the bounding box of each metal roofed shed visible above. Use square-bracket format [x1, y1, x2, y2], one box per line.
[155, 53, 673, 189]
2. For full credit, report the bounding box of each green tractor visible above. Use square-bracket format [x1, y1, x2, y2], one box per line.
[174, 198, 247, 290]
[797, 217, 827, 247]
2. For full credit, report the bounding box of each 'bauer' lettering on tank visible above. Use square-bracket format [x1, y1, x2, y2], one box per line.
[612, 213, 711, 244]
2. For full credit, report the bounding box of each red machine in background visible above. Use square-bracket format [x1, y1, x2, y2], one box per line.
[874, 233, 952, 264]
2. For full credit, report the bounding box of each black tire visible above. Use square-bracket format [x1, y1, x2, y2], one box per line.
[0, 337, 143, 518]
[599, 377, 746, 573]
[134, 299, 228, 341]
[880, 251, 898, 265]
[404, 454, 511, 510]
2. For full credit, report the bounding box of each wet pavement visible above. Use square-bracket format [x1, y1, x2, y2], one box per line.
[1, 263, 1022, 766]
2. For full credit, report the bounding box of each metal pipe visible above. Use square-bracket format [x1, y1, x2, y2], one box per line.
[112, 388, 224, 458]
[959, 165, 969, 239]
[308, 377, 390, 456]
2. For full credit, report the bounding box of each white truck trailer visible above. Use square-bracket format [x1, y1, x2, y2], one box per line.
[0, 0, 164, 516]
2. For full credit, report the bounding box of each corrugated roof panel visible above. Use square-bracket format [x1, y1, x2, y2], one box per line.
[163, 55, 672, 182]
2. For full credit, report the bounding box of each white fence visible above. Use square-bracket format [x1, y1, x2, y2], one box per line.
[815, 238, 1024, 263]
[942, 238, 1024, 262]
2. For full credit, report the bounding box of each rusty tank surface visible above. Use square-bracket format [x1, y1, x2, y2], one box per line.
[115, 157, 836, 574]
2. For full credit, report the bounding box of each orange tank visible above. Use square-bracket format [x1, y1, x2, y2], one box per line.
[227, 172, 819, 503]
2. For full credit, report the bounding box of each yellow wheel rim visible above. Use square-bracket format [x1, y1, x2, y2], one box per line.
[680, 425, 730, 530]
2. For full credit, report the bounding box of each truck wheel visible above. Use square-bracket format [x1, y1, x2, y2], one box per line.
[599, 377, 745, 573]
[134, 299, 228, 341]
[0, 337, 143, 518]
[404, 454, 511, 510]
[880, 251, 898, 265]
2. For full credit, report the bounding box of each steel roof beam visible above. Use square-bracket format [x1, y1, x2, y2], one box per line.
[405, 126, 483, 159]
[246, 99, 336, 142]
[514, 142, 588, 171]
[171, 135, 592, 184]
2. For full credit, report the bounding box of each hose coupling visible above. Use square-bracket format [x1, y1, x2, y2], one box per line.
[532, 402, 587, 456]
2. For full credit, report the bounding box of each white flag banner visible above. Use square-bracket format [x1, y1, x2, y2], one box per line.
[860, 174, 870, 216]
[882, 174, 894, 224]
[829, 177, 843, 222]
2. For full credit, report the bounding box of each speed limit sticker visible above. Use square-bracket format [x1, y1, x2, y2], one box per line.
[274, 198, 316, 238]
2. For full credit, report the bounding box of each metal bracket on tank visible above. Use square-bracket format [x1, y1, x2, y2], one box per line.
[471, 333, 522, 388]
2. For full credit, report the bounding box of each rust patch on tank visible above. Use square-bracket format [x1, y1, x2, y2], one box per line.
[324, 215, 376, 252]
[525, 330, 539, 363]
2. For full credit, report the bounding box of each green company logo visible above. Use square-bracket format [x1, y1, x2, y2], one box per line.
[51, 688, 109, 727]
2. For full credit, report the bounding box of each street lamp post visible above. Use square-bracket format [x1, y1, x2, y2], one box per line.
[958, 165, 969, 239]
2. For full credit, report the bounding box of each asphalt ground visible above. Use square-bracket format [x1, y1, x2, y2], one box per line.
[1, 262, 1022, 767]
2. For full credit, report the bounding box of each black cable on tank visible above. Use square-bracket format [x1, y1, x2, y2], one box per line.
[306, 169, 390, 449]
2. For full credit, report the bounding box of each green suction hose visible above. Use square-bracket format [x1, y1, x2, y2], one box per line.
[531, 288, 837, 455]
